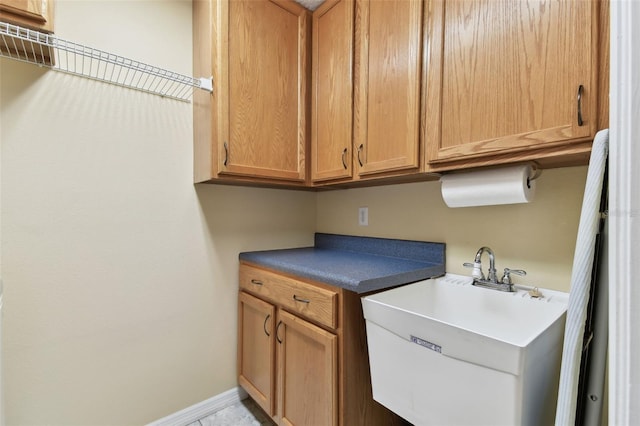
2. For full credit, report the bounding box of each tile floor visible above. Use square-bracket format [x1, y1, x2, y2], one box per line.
[188, 397, 275, 426]
[187, 396, 412, 426]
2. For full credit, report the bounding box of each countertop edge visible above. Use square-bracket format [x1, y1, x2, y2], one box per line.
[239, 247, 446, 294]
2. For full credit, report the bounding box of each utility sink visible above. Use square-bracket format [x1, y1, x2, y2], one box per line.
[362, 274, 569, 426]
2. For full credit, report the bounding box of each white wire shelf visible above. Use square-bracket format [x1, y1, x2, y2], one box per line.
[0, 21, 212, 102]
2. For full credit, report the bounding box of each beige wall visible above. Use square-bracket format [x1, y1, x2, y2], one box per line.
[317, 166, 587, 293]
[0, 1, 315, 424]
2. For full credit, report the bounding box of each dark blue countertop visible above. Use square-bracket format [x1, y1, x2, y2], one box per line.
[239, 233, 445, 294]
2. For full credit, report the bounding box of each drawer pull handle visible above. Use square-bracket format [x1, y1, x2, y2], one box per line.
[577, 84, 584, 126]
[250, 279, 263, 286]
[341, 147, 348, 169]
[357, 144, 364, 167]
[223, 142, 229, 166]
[276, 321, 283, 344]
[293, 295, 310, 304]
[263, 314, 271, 337]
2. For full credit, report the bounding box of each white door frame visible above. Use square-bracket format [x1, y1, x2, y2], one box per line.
[609, 0, 640, 424]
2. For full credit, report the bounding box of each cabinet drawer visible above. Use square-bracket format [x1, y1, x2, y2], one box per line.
[240, 264, 338, 329]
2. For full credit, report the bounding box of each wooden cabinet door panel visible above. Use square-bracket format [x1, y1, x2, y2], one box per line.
[311, 0, 354, 182]
[0, 0, 45, 21]
[238, 292, 276, 416]
[0, 0, 53, 32]
[426, 0, 596, 165]
[217, 0, 309, 182]
[354, 0, 422, 176]
[277, 309, 338, 426]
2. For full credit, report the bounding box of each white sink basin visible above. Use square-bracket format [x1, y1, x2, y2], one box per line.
[362, 274, 568, 425]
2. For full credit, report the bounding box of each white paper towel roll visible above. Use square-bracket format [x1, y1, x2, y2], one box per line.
[440, 164, 536, 208]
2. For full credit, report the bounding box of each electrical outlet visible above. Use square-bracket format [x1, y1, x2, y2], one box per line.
[359, 207, 368, 226]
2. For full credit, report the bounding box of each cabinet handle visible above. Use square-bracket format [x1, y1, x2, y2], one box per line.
[341, 148, 348, 169]
[276, 321, 283, 344]
[357, 144, 364, 167]
[577, 85, 584, 126]
[223, 141, 229, 166]
[263, 314, 271, 337]
[250, 279, 263, 286]
[293, 294, 310, 304]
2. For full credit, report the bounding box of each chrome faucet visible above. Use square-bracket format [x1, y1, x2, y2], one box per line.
[464, 246, 526, 292]
[474, 246, 498, 283]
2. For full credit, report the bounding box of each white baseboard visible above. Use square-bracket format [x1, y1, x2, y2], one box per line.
[147, 387, 249, 426]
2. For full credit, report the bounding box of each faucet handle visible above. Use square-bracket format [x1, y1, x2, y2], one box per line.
[501, 268, 526, 285]
[463, 262, 485, 280]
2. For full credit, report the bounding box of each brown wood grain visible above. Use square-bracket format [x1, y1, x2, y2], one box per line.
[339, 289, 406, 426]
[311, 0, 354, 182]
[194, 0, 310, 184]
[238, 291, 277, 416]
[425, 0, 601, 170]
[0, 0, 53, 31]
[195, 0, 609, 185]
[240, 264, 338, 330]
[223, 0, 309, 181]
[277, 309, 338, 426]
[353, 0, 423, 177]
[192, 0, 215, 183]
[239, 262, 405, 425]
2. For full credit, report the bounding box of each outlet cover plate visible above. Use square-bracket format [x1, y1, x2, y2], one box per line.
[359, 207, 368, 226]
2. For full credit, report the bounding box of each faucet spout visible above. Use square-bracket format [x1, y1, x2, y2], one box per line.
[465, 246, 520, 292]
[474, 247, 498, 283]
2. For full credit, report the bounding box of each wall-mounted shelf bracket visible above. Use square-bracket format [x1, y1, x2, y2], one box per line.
[0, 21, 213, 102]
[198, 77, 213, 93]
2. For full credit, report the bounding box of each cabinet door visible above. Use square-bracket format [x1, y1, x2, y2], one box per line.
[277, 310, 338, 426]
[425, 0, 597, 169]
[311, 0, 354, 182]
[238, 292, 276, 416]
[0, 0, 53, 32]
[353, 0, 423, 176]
[216, 0, 310, 182]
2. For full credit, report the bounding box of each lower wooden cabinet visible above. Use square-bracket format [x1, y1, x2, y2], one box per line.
[238, 291, 337, 424]
[238, 262, 403, 426]
[238, 291, 277, 416]
[277, 309, 338, 425]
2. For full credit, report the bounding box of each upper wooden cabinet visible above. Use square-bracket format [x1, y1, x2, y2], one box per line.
[425, 0, 603, 171]
[0, 0, 53, 32]
[311, 0, 354, 183]
[311, 0, 428, 185]
[193, 0, 311, 186]
[195, 0, 608, 187]
[353, 0, 424, 177]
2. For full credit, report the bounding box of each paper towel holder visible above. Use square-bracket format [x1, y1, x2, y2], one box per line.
[439, 163, 542, 186]
[527, 163, 543, 189]
[440, 163, 540, 208]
